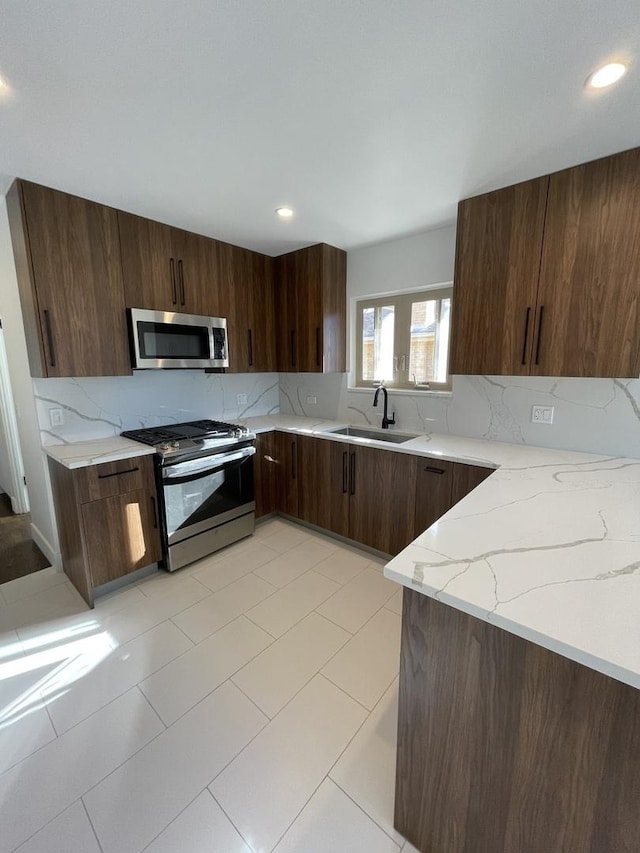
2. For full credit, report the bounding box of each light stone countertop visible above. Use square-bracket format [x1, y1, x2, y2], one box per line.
[243, 414, 640, 690]
[44, 436, 156, 469]
[43, 414, 640, 688]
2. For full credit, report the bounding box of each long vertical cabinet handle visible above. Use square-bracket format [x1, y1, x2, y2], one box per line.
[291, 440, 297, 480]
[534, 305, 545, 366]
[150, 494, 158, 529]
[342, 451, 348, 493]
[315, 327, 321, 368]
[248, 329, 254, 367]
[43, 310, 56, 368]
[521, 307, 531, 365]
[178, 260, 186, 306]
[349, 451, 356, 496]
[290, 331, 296, 368]
[169, 258, 177, 305]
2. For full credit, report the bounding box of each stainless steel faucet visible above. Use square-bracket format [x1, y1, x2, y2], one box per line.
[373, 384, 395, 429]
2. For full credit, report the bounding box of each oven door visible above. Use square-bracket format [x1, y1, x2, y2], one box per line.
[161, 445, 255, 546]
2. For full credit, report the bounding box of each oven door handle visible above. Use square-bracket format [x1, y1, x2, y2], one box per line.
[162, 446, 256, 481]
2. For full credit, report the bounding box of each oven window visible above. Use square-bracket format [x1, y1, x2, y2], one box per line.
[163, 456, 254, 540]
[138, 322, 210, 359]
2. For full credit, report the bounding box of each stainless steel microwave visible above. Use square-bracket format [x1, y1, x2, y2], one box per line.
[128, 308, 229, 369]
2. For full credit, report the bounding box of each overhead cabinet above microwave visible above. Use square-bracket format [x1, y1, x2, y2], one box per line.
[450, 147, 640, 378]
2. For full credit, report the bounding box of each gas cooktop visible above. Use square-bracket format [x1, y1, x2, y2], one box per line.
[122, 419, 254, 460]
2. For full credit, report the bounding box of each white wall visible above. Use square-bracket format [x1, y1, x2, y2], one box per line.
[0, 198, 59, 563]
[279, 224, 640, 459]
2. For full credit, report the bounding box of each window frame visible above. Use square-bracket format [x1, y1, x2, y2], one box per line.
[354, 284, 453, 392]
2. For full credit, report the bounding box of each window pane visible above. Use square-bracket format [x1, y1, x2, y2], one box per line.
[362, 305, 395, 382]
[409, 297, 451, 384]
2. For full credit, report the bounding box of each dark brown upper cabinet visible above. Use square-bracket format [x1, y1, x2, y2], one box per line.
[275, 243, 346, 373]
[226, 246, 276, 373]
[533, 149, 640, 377]
[450, 177, 549, 376]
[7, 180, 131, 378]
[451, 147, 640, 378]
[119, 211, 215, 316]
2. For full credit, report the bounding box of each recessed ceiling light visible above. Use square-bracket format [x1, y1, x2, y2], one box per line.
[586, 62, 628, 89]
[275, 207, 294, 218]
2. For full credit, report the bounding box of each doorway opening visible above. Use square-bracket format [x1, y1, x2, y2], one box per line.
[0, 318, 49, 583]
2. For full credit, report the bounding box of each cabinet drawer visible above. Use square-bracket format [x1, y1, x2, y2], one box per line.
[74, 455, 155, 503]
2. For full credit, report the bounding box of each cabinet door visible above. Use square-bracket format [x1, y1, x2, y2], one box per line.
[18, 182, 131, 377]
[451, 463, 493, 506]
[297, 436, 349, 537]
[275, 431, 299, 517]
[414, 459, 455, 537]
[173, 230, 220, 317]
[534, 149, 640, 377]
[81, 487, 162, 586]
[275, 252, 299, 371]
[254, 432, 278, 518]
[119, 211, 179, 311]
[349, 446, 417, 555]
[295, 245, 324, 372]
[450, 177, 549, 375]
[251, 253, 277, 372]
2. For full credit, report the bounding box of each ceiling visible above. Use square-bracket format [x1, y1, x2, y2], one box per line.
[0, 0, 638, 256]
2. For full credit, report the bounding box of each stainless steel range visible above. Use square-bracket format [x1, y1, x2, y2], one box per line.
[122, 419, 256, 571]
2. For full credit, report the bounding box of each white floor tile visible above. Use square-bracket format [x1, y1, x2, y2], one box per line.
[101, 577, 210, 645]
[2, 583, 88, 632]
[330, 679, 403, 843]
[45, 620, 192, 734]
[312, 548, 372, 585]
[172, 573, 276, 644]
[13, 801, 101, 853]
[322, 608, 401, 710]
[84, 681, 267, 853]
[1, 567, 64, 604]
[141, 616, 273, 725]
[254, 539, 336, 588]
[0, 687, 163, 853]
[93, 583, 148, 616]
[246, 571, 340, 638]
[274, 778, 400, 853]
[233, 612, 350, 718]
[317, 568, 398, 633]
[255, 522, 312, 553]
[145, 790, 252, 853]
[385, 588, 403, 615]
[190, 541, 281, 592]
[211, 675, 367, 853]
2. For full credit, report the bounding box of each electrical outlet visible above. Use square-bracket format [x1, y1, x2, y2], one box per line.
[49, 408, 64, 427]
[236, 393, 248, 405]
[531, 405, 554, 424]
[306, 395, 317, 405]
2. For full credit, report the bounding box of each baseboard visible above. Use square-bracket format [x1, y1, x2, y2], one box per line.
[30, 521, 61, 570]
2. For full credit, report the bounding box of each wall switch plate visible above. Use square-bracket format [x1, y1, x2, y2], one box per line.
[531, 405, 554, 424]
[306, 395, 317, 405]
[236, 393, 248, 405]
[49, 408, 64, 427]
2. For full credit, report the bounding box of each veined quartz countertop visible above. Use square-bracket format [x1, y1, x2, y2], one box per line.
[43, 415, 640, 688]
[243, 414, 640, 690]
[44, 436, 156, 469]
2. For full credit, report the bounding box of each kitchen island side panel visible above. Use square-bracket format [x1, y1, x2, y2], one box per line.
[395, 588, 640, 853]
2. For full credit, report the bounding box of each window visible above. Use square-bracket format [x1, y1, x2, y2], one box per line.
[356, 285, 452, 390]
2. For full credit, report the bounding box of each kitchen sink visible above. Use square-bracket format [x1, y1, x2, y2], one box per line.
[327, 426, 419, 443]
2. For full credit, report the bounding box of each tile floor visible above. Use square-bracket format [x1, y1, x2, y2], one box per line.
[0, 518, 419, 853]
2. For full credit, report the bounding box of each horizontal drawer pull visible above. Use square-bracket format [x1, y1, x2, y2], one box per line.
[424, 466, 446, 475]
[97, 466, 139, 479]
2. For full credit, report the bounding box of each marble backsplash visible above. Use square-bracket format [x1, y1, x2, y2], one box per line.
[279, 373, 640, 459]
[34, 371, 279, 445]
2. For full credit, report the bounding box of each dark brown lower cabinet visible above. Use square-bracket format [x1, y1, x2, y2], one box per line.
[451, 461, 494, 504]
[297, 435, 349, 538]
[348, 445, 417, 556]
[396, 590, 640, 853]
[414, 459, 455, 536]
[49, 454, 161, 607]
[254, 432, 278, 518]
[274, 431, 299, 517]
